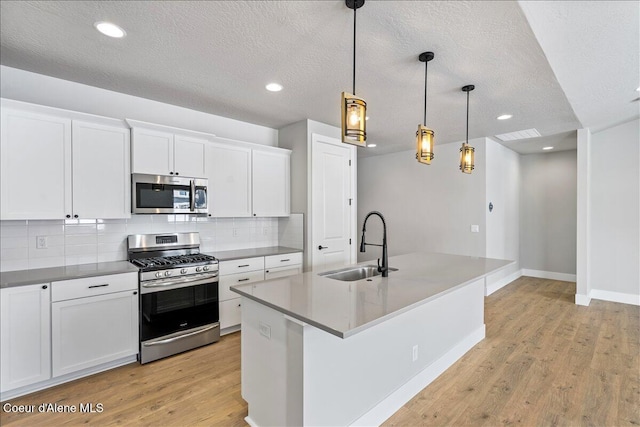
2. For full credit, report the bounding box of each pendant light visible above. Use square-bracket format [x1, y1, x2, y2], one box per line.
[460, 85, 475, 174]
[341, 0, 366, 147]
[416, 51, 435, 164]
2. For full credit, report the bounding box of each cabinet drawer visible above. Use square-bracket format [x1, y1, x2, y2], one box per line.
[265, 265, 302, 280]
[265, 252, 302, 269]
[52, 272, 137, 302]
[219, 298, 242, 330]
[219, 257, 264, 275]
[219, 270, 264, 301]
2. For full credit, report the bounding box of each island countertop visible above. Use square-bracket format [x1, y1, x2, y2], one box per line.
[230, 252, 513, 338]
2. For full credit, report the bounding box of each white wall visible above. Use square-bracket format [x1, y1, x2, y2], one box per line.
[357, 138, 487, 261]
[587, 118, 640, 304]
[485, 139, 521, 284]
[0, 66, 278, 146]
[520, 150, 577, 275]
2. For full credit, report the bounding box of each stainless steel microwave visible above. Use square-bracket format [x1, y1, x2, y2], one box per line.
[132, 174, 208, 215]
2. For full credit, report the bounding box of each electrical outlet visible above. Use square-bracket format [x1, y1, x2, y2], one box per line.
[232, 228, 238, 237]
[36, 236, 48, 249]
[263, 227, 270, 236]
[412, 345, 419, 362]
[259, 322, 271, 339]
[471, 224, 480, 233]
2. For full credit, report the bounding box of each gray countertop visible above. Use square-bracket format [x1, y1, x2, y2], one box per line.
[0, 261, 139, 289]
[210, 246, 301, 262]
[231, 252, 514, 339]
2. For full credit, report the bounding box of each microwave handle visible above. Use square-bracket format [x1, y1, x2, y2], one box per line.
[190, 180, 196, 212]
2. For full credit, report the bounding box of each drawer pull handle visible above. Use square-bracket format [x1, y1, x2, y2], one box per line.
[238, 264, 250, 268]
[238, 278, 250, 282]
[88, 284, 109, 289]
[280, 259, 290, 262]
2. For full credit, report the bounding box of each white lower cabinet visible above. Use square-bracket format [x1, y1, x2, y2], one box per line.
[218, 252, 302, 332]
[0, 283, 51, 393]
[51, 273, 138, 378]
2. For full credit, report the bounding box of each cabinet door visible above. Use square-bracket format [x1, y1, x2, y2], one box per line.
[206, 143, 252, 217]
[72, 121, 131, 219]
[252, 150, 290, 217]
[52, 290, 138, 377]
[1, 108, 72, 220]
[0, 284, 51, 393]
[220, 298, 243, 330]
[174, 134, 207, 178]
[131, 127, 173, 175]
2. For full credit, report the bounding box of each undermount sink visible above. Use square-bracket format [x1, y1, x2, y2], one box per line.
[319, 265, 398, 281]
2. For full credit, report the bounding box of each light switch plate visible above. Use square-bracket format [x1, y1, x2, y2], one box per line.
[36, 236, 48, 249]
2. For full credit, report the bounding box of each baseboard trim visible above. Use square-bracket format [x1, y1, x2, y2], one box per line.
[574, 293, 591, 306]
[590, 289, 640, 306]
[485, 270, 523, 296]
[350, 325, 486, 427]
[521, 269, 576, 282]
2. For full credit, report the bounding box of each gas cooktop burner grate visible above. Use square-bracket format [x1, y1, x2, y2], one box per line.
[130, 254, 217, 270]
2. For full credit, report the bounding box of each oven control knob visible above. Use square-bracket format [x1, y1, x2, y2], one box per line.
[155, 272, 162, 278]
[196, 267, 202, 272]
[164, 271, 172, 277]
[203, 266, 210, 272]
[180, 268, 187, 274]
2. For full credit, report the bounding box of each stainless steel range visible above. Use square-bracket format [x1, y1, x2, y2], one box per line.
[127, 232, 219, 364]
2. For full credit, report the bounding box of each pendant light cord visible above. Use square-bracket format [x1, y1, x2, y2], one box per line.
[466, 90, 470, 144]
[353, 6, 357, 95]
[423, 60, 428, 126]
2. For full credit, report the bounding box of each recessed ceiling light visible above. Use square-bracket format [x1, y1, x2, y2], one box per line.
[265, 83, 283, 92]
[542, 146, 554, 150]
[636, 86, 640, 92]
[497, 114, 512, 120]
[94, 21, 126, 38]
[367, 144, 376, 148]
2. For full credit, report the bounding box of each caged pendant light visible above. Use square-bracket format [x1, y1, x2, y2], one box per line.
[341, 0, 367, 147]
[416, 51, 435, 164]
[460, 85, 475, 174]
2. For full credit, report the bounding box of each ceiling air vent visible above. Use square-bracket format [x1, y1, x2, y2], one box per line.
[494, 128, 541, 141]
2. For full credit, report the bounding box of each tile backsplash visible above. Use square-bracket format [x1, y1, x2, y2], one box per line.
[0, 215, 281, 272]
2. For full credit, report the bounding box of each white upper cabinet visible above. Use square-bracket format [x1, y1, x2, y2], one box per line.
[72, 121, 130, 219]
[130, 127, 173, 175]
[1, 107, 72, 220]
[129, 121, 207, 178]
[1, 101, 130, 220]
[252, 149, 291, 217]
[206, 141, 252, 217]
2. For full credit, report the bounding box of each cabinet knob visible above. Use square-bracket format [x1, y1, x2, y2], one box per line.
[253, 213, 256, 216]
[42, 285, 48, 290]
[133, 291, 138, 295]
[238, 303, 241, 307]
[73, 214, 79, 218]
[175, 172, 179, 175]
[66, 214, 71, 218]
[170, 172, 174, 175]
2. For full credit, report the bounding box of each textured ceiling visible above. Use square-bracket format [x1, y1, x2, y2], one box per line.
[0, 1, 635, 157]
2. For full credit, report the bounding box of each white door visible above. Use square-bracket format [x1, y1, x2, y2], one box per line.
[0, 283, 51, 393]
[0, 108, 72, 220]
[312, 135, 353, 270]
[72, 120, 130, 219]
[252, 150, 291, 217]
[206, 142, 252, 217]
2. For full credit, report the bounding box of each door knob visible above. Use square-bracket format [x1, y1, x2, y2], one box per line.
[318, 245, 328, 250]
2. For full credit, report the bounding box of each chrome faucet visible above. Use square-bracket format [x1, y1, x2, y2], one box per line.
[359, 211, 388, 277]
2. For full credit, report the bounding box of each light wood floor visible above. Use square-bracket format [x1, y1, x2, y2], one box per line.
[1, 277, 638, 426]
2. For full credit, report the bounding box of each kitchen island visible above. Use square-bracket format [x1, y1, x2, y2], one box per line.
[230, 252, 513, 427]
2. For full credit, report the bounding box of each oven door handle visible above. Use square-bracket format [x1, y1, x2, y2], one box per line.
[143, 325, 217, 347]
[141, 274, 218, 289]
